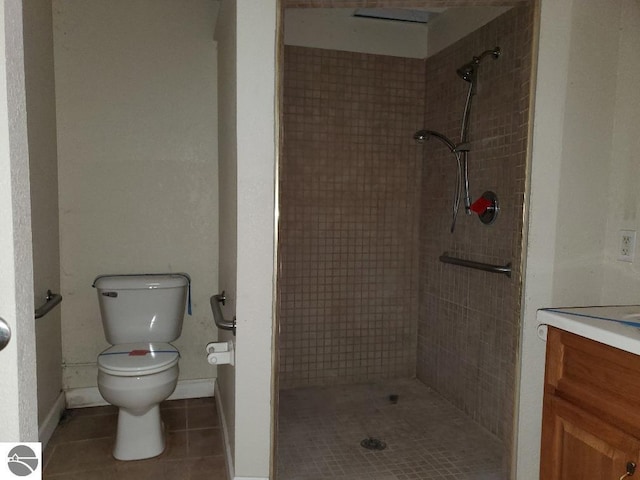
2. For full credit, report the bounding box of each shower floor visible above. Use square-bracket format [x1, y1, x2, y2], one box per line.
[277, 379, 505, 480]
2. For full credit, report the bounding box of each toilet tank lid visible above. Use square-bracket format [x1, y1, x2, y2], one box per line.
[93, 273, 190, 290]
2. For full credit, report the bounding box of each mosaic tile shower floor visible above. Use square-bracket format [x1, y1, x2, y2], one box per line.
[277, 379, 505, 480]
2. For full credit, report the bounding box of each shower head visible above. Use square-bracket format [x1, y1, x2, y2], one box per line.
[456, 47, 501, 83]
[456, 63, 476, 83]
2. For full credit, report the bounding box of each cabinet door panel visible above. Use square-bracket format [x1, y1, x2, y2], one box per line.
[545, 327, 640, 437]
[541, 394, 640, 480]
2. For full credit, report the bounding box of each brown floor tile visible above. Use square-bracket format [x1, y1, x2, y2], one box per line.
[161, 398, 189, 410]
[49, 412, 117, 444]
[187, 405, 219, 429]
[44, 398, 226, 480]
[44, 437, 114, 476]
[187, 428, 224, 458]
[187, 456, 228, 480]
[160, 430, 189, 460]
[114, 458, 189, 480]
[66, 405, 118, 417]
[43, 441, 55, 471]
[163, 407, 188, 431]
[45, 467, 117, 480]
[186, 396, 215, 408]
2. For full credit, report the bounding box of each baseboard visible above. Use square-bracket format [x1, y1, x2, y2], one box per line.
[215, 379, 236, 480]
[65, 378, 216, 409]
[234, 477, 269, 480]
[65, 386, 107, 408]
[168, 378, 215, 401]
[39, 392, 66, 447]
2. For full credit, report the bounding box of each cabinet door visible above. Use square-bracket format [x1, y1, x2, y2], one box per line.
[541, 394, 640, 480]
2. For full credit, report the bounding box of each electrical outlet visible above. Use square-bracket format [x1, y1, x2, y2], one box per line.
[619, 230, 636, 262]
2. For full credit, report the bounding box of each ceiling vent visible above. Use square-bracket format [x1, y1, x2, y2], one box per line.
[353, 8, 438, 24]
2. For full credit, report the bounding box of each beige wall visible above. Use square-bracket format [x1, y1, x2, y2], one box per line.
[0, 0, 38, 441]
[285, 7, 508, 59]
[551, 0, 620, 305]
[518, 0, 640, 477]
[215, 1, 277, 478]
[284, 8, 430, 58]
[23, 0, 63, 432]
[214, 0, 238, 471]
[601, 0, 640, 303]
[54, 0, 219, 390]
[234, 1, 277, 476]
[426, 7, 510, 56]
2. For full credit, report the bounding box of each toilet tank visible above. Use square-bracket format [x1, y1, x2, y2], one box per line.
[94, 273, 189, 344]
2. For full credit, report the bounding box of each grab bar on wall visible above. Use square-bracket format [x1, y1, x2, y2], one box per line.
[210, 291, 236, 335]
[439, 253, 512, 278]
[35, 290, 63, 319]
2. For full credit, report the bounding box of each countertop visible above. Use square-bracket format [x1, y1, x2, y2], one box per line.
[537, 305, 640, 355]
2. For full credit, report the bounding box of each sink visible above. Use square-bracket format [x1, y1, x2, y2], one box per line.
[543, 305, 640, 327]
[538, 305, 640, 356]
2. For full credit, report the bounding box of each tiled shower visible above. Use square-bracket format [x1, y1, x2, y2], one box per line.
[278, 5, 533, 478]
[279, 47, 424, 388]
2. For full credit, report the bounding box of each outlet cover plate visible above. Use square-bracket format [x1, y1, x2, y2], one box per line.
[619, 229, 636, 262]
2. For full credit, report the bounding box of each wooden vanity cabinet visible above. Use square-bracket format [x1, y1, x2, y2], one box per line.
[541, 327, 640, 479]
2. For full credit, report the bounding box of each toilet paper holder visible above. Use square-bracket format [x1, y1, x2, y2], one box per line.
[206, 341, 235, 366]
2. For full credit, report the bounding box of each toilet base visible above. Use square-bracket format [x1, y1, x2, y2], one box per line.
[113, 405, 165, 461]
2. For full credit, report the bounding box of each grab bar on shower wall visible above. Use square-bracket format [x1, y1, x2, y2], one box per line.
[439, 253, 512, 278]
[210, 291, 236, 335]
[35, 290, 63, 319]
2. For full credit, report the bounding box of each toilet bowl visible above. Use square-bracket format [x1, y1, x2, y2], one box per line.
[93, 273, 189, 461]
[97, 342, 180, 460]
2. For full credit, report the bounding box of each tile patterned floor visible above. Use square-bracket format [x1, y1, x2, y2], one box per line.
[277, 379, 505, 480]
[43, 397, 228, 480]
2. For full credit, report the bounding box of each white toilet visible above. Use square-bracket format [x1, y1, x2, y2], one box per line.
[93, 273, 189, 461]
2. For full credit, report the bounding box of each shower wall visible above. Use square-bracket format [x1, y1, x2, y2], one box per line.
[279, 46, 424, 388]
[417, 5, 533, 452]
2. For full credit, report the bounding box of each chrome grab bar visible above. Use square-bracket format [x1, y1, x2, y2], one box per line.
[439, 253, 512, 278]
[35, 290, 63, 319]
[210, 291, 236, 335]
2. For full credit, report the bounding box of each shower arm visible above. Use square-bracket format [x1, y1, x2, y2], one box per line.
[414, 129, 457, 152]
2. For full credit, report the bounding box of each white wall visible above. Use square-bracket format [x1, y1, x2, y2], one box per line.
[601, 0, 640, 303]
[0, 0, 38, 441]
[517, 1, 638, 478]
[551, 1, 620, 305]
[235, 2, 277, 477]
[23, 0, 63, 432]
[54, 0, 219, 390]
[215, 2, 277, 478]
[285, 7, 509, 59]
[426, 7, 510, 56]
[214, 0, 238, 472]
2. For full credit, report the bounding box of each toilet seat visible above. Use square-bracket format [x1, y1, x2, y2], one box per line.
[98, 342, 179, 377]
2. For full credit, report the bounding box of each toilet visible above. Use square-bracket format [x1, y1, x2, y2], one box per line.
[93, 273, 189, 461]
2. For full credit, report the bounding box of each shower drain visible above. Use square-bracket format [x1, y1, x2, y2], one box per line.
[360, 437, 387, 451]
